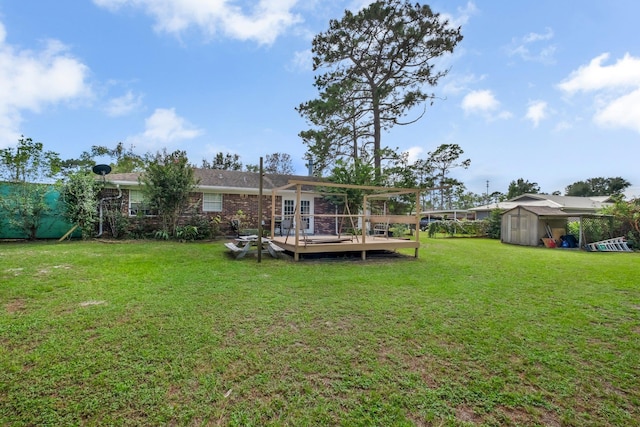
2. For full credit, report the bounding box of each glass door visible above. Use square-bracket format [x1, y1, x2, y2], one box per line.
[283, 198, 313, 234]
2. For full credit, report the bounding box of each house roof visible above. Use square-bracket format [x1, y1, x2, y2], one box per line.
[104, 169, 325, 193]
[470, 193, 613, 213]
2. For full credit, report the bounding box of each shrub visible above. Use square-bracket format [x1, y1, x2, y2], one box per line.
[104, 205, 129, 239]
[176, 225, 199, 242]
[486, 209, 502, 239]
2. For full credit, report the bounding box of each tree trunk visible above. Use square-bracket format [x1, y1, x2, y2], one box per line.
[372, 85, 382, 180]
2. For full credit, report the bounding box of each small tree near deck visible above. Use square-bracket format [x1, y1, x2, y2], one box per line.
[141, 150, 198, 238]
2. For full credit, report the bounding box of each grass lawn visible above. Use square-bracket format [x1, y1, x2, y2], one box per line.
[1, 237, 639, 426]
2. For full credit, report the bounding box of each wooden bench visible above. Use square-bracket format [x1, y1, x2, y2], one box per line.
[226, 240, 284, 259]
[224, 242, 251, 259]
[267, 241, 285, 258]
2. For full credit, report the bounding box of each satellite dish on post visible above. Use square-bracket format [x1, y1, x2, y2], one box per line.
[92, 164, 112, 183]
[92, 164, 112, 176]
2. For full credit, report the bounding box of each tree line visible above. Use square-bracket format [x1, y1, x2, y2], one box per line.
[0, 136, 634, 241]
[0, 0, 636, 241]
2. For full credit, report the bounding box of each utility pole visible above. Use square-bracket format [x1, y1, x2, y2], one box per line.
[258, 157, 263, 263]
[486, 180, 490, 204]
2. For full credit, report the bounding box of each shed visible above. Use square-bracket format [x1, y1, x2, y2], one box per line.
[501, 206, 575, 247]
[471, 193, 614, 220]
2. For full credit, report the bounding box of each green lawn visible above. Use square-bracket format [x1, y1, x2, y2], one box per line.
[1, 238, 639, 426]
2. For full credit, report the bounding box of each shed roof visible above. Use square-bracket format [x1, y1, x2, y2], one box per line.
[471, 193, 613, 213]
[502, 205, 609, 218]
[510, 206, 571, 217]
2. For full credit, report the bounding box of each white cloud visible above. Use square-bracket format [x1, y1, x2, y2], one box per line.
[461, 89, 498, 112]
[461, 89, 512, 121]
[93, 0, 303, 45]
[558, 53, 640, 133]
[287, 49, 312, 72]
[525, 100, 547, 127]
[440, 1, 478, 28]
[126, 108, 203, 152]
[557, 53, 640, 94]
[523, 28, 554, 43]
[553, 121, 573, 132]
[405, 146, 424, 163]
[105, 90, 143, 117]
[442, 73, 486, 96]
[594, 88, 640, 133]
[0, 22, 90, 148]
[347, 0, 376, 12]
[506, 27, 556, 64]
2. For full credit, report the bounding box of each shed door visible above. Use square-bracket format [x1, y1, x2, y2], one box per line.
[518, 216, 529, 245]
[508, 213, 529, 245]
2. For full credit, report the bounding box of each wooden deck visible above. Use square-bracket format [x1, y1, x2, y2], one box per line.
[270, 234, 420, 261]
[265, 178, 423, 261]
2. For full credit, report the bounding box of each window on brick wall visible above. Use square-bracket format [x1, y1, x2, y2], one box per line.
[129, 189, 156, 216]
[203, 193, 223, 212]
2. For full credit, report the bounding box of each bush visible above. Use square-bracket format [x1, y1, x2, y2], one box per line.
[486, 209, 502, 239]
[104, 207, 129, 239]
[183, 214, 217, 240]
[175, 225, 199, 241]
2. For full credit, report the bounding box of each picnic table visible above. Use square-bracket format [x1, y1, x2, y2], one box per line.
[224, 235, 285, 259]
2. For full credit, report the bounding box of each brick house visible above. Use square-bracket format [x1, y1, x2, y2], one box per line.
[100, 168, 335, 237]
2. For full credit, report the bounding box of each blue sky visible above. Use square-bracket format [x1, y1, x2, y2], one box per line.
[1, 0, 639, 197]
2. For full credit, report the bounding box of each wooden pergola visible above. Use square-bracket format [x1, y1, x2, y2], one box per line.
[268, 179, 422, 261]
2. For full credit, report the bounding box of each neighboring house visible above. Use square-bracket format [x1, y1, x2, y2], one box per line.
[470, 193, 614, 220]
[101, 169, 333, 237]
[419, 209, 475, 221]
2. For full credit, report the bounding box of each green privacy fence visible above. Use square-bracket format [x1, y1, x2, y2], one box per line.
[0, 183, 82, 239]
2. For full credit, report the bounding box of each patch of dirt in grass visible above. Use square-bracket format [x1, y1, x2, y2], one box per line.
[495, 405, 533, 425]
[304, 371, 340, 392]
[36, 264, 73, 276]
[539, 408, 561, 427]
[456, 404, 483, 424]
[5, 298, 26, 314]
[492, 405, 560, 427]
[404, 412, 430, 427]
[400, 353, 441, 389]
[4, 267, 24, 276]
[79, 300, 106, 307]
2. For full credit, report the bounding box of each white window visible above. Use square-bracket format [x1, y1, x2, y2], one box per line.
[300, 200, 311, 231]
[203, 193, 223, 212]
[129, 189, 155, 216]
[284, 199, 295, 219]
[282, 198, 313, 232]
